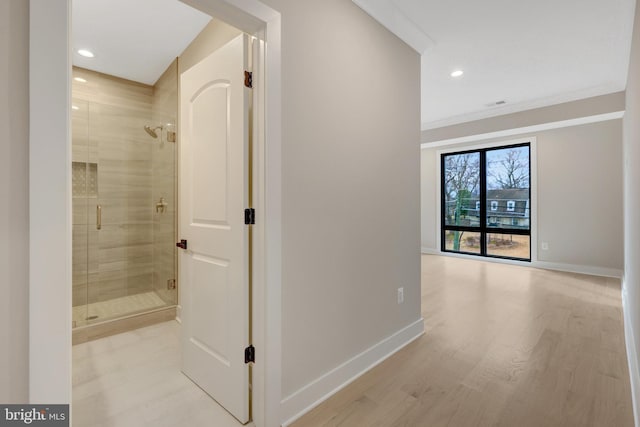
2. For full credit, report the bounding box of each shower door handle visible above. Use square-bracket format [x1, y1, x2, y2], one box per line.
[96, 205, 102, 230]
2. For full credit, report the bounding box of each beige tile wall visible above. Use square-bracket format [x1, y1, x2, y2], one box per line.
[72, 67, 157, 316]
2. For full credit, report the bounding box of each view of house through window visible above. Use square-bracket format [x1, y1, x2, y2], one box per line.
[441, 143, 531, 261]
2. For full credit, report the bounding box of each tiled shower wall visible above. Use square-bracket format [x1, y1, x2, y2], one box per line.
[72, 65, 177, 317]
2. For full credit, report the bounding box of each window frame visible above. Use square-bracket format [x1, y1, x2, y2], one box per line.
[440, 142, 531, 262]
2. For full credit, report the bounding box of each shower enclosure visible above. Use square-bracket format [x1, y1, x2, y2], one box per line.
[71, 64, 178, 332]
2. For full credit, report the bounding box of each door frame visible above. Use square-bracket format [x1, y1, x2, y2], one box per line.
[29, 1, 282, 426]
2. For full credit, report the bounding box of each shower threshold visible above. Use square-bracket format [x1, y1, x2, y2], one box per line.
[73, 291, 170, 328]
[73, 303, 177, 345]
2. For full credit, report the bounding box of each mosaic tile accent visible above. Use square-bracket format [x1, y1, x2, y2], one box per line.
[72, 162, 98, 197]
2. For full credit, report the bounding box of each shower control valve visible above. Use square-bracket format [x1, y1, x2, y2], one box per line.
[156, 197, 168, 214]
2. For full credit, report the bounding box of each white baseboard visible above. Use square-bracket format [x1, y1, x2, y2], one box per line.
[422, 249, 622, 278]
[533, 260, 622, 278]
[280, 318, 425, 426]
[622, 278, 640, 427]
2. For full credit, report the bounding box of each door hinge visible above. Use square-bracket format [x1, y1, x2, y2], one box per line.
[244, 71, 253, 88]
[245, 345, 255, 364]
[176, 239, 187, 250]
[244, 208, 255, 225]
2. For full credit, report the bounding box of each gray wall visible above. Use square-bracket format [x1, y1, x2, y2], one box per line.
[623, 0, 640, 416]
[0, 0, 29, 403]
[261, 0, 422, 397]
[422, 119, 624, 272]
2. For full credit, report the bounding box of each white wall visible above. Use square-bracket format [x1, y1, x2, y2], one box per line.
[30, 0, 72, 403]
[623, 0, 640, 422]
[258, 0, 422, 411]
[0, 0, 30, 403]
[422, 119, 624, 274]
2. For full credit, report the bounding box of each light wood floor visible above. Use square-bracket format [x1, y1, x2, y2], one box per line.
[292, 255, 634, 427]
[72, 320, 251, 427]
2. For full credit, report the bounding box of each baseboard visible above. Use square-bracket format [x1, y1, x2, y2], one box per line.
[622, 278, 640, 427]
[421, 247, 439, 255]
[280, 318, 425, 426]
[533, 260, 622, 278]
[424, 251, 622, 278]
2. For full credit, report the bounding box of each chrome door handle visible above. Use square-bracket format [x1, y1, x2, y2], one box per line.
[97, 204, 102, 230]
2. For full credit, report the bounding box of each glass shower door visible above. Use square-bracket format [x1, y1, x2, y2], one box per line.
[71, 98, 96, 327]
[85, 102, 158, 323]
[71, 65, 178, 330]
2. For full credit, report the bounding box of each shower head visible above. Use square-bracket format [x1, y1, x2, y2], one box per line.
[144, 124, 176, 143]
[144, 125, 162, 139]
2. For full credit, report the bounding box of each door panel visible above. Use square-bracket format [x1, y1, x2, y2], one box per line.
[179, 34, 250, 424]
[192, 83, 231, 225]
[191, 255, 230, 365]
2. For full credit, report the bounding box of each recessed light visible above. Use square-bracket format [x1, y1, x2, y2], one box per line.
[72, 105, 79, 110]
[450, 70, 464, 78]
[77, 49, 95, 58]
[74, 77, 87, 83]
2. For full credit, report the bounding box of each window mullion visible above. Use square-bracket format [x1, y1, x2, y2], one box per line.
[479, 150, 487, 256]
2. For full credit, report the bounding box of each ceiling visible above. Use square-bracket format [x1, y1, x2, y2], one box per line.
[74, 0, 636, 129]
[73, 0, 211, 85]
[354, 0, 636, 130]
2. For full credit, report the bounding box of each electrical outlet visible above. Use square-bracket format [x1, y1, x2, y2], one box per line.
[541, 241, 549, 251]
[397, 287, 404, 304]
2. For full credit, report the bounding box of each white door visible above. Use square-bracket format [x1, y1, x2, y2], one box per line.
[179, 34, 251, 424]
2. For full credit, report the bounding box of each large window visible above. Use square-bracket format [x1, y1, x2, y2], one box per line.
[441, 143, 531, 261]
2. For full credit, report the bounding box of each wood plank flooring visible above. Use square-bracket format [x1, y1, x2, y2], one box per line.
[292, 255, 634, 427]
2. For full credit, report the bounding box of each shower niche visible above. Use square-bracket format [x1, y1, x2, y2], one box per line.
[71, 64, 178, 337]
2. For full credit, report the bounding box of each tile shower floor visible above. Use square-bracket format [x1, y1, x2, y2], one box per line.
[73, 291, 167, 326]
[73, 320, 251, 427]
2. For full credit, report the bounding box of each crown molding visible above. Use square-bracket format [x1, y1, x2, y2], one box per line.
[421, 84, 623, 130]
[352, 0, 435, 54]
[420, 111, 624, 148]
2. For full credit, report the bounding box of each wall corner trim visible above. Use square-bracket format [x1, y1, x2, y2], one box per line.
[351, 0, 434, 54]
[421, 247, 439, 255]
[280, 318, 425, 426]
[622, 279, 640, 427]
